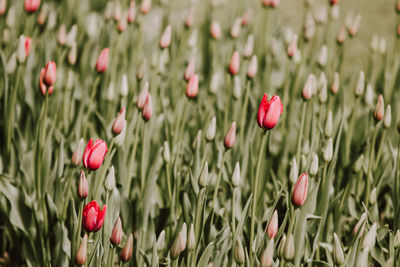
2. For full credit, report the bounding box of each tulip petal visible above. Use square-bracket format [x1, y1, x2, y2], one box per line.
[82, 138, 93, 168]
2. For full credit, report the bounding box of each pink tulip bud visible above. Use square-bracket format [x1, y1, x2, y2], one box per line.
[142, 94, 152, 121]
[349, 14, 361, 37]
[137, 81, 149, 109]
[210, 21, 221, 39]
[58, 24, 67, 46]
[186, 74, 199, 98]
[230, 18, 241, 39]
[287, 34, 298, 58]
[336, 25, 347, 44]
[82, 201, 107, 232]
[229, 51, 240, 76]
[127, 1, 136, 23]
[118, 12, 128, 32]
[120, 233, 134, 262]
[263, 0, 280, 7]
[112, 107, 126, 134]
[397, 24, 400, 37]
[267, 210, 278, 239]
[224, 121, 236, 149]
[0, 0, 6, 15]
[241, 9, 252, 26]
[373, 94, 384, 122]
[330, 0, 339, 5]
[184, 8, 194, 28]
[185, 58, 195, 81]
[25, 0, 40, 13]
[257, 94, 283, 130]
[72, 138, 85, 165]
[140, 0, 151, 14]
[243, 34, 254, 58]
[291, 173, 308, 207]
[83, 139, 108, 170]
[74, 234, 88, 265]
[110, 217, 123, 245]
[96, 48, 109, 73]
[78, 171, 88, 199]
[39, 68, 54, 96]
[302, 74, 315, 100]
[44, 61, 56, 86]
[37, 3, 48, 25]
[353, 212, 367, 236]
[159, 25, 172, 49]
[25, 37, 31, 58]
[247, 55, 258, 79]
[114, 1, 122, 22]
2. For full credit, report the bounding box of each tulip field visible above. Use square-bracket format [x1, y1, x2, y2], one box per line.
[1, 0, 400, 266]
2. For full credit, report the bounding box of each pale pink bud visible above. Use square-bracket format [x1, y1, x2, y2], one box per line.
[120, 233, 133, 262]
[317, 44, 328, 67]
[291, 173, 308, 207]
[112, 107, 126, 134]
[25, 0, 41, 13]
[229, 51, 240, 76]
[185, 58, 195, 81]
[127, 1, 136, 23]
[78, 171, 88, 199]
[224, 121, 236, 149]
[118, 12, 128, 32]
[110, 217, 123, 245]
[68, 41, 77, 65]
[331, 72, 339, 94]
[0, 0, 6, 15]
[263, 0, 280, 8]
[243, 34, 254, 58]
[210, 21, 221, 39]
[58, 24, 67, 46]
[353, 213, 367, 236]
[74, 234, 88, 265]
[246, 55, 258, 79]
[373, 94, 384, 122]
[160, 25, 172, 49]
[142, 94, 152, 121]
[230, 18, 241, 39]
[37, 3, 48, 25]
[302, 74, 315, 100]
[140, 0, 151, 14]
[186, 74, 199, 98]
[241, 9, 252, 26]
[184, 8, 194, 28]
[267, 210, 278, 239]
[349, 14, 361, 36]
[287, 34, 298, 58]
[114, 1, 122, 22]
[95, 48, 109, 73]
[44, 61, 57, 86]
[72, 138, 85, 165]
[137, 81, 149, 109]
[336, 25, 347, 44]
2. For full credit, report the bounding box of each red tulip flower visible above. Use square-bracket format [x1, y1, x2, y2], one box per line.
[44, 61, 57, 86]
[25, 0, 41, 13]
[83, 139, 108, 170]
[96, 48, 109, 73]
[82, 201, 107, 232]
[257, 94, 283, 130]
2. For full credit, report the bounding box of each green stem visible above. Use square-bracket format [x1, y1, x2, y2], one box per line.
[223, 74, 232, 131]
[75, 201, 84, 256]
[239, 80, 251, 151]
[296, 102, 307, 165]
[6, 65, 22, 154]
[165, 162, 173, 204]
[212, 150, 227, 210]
[127, 112, 140, 197]
[365, 124, 378, 208]
[250, 131, 268, 263]
[232, 187, 236, 232]
[373, 129, 387, 171]
[82, 75, 101, 138]
[107, 246, 115, 267]
[93, 139, 116, 200]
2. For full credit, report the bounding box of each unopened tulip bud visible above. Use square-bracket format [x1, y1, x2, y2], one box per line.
[119, 75, 129, 97]
[362, 222, 377, 251]
[394, 230, 400, 248]
[336, 25, 347, 44]
[66, 25, 77, 46]
[349, 14, 361, 36]
[233, 76, 242, 99]
[209, 71, 222, 94]
[210, 21, 221, 39]
[58, 24, 67, 46]
[353, 212, 367, 236]
[230, 18, 241, 39]
[0, 0, 6, 15]
[68, 41, 77, 65]
[78, 171, 88, 199]
[373, 94, 384, 122]
[267, 210, 278, 239]
[6, 6, 15, 28]
[120, 233, 133, 262]
[289, 158, 298, 184]
[24, 36, 32, 60]
[186, 223, 195, 251]
[302, 139, 310, 155]
[277, 234, 286, 258]
[287, 34, 298, 58]
[6, 53, 16, 74]
[17, 36, 27, 63]
[260, 238, 274, 267]
[104, 165, 115, 192]
[110, 217, 122, 245]
[127, 1, 136, 23]
[170, 231, 183, 259]
[241, 9, 252, 26]
[160, 25, 172, 49]
[234, 237, 245, 264]
[25, 0, 41, 13]
[112, 107, 126, 135]
[96, 48, 109, 73]
[185, 58, 195, 81]
[302, 74, 315, 100]
[325, 111, 333, 137]
[369, 187, 377, 204]
[186, 74, 199, 98]
[184, 8, 194, 28]
[332, 233, 344, 265]
[75, 234, 88, 265]
[140, 0, 151, 14]
[163, 141, 171, 163]
[244, 34, 254, 58]
[309, 154, 319, 176]
[284, 233, 295, 260]
[157, 230, 166, 250]
[232, 162, 240, 187]
[104, 1, 113, 20]
[199, 161, 209, 187]
[292, 173, 308, 207]
[317, 44, 328, 67]
[44, 61, 57, 86]
[229, 51, 240, 76]
[72, 138, 85, 165]
[224, 121, 236, 149]
[319, 73, 328, 103]
[142, 94, 152, 121]
[187, 29, 198, 48]
[206, 117, 216, 142]
[114, 1, 122, 22]
[118, 12, 128, 32]
[323, 138, 333, 162]
[365, 84, 374, 107]
[331, 72, 339, 94]
[247, 55, 258, 79]
[137, 81, 149, 109]
[137, 58, 146, 80]
[384, 105, 391, 128]
[37, 3, 48, 25]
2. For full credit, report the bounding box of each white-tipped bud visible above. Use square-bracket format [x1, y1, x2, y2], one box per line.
[325, 111, 333, 137]
[210, 71, 222, 94]
[232, 162, 241, 187]
[199, 162, 209, 187]
[244, 34, 254, 58]
[163, 141, 171, 163]
[246, 55, 258, 79]
[323, 138, 333, 162]
[310, 153, 319, 176]
[384, 105, 391, 128]
[332, 233, 345, 265]
[66, 25, 78, 47]
[233, 76, 242, 99]
[331, 72, 340, 94]
[206, 117, 216, 142]
[157, 230, 166, 251]
[180, 223, 187, 252]
[293, 50, 302, 64]
[331, 5, 340, 20]
[365, 84, 374, 107]
[289, 158, 298, 184]
[17, 35, 27, 63]
[355, 71, 365, 96]
[230, 18, 241, 39]
[260, 238, 275, 267]
[278, 234, 286, 258]
[187, 223, 195, 251]
[284, 233, 295, 260]
[317, 44, 328, 67]
[104, 165, 116, 192]
[369, 187, 377, 204]
[120, 75, 129, 97]
[6, 6, 15, 28]
[362, 222, 377, 251]
[302, 139, 310, 155]
[319, 72, 328, 103]
[234, 237, 245, 264]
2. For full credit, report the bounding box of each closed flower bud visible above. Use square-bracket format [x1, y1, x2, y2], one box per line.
[267, 210, 278, 239]
[185, 58, 195, 81]
[302, 139, 310, 155]
[25, 0, 41, 13]
[232, 76, 242, 99]
[232, 162, 240, 187]
[120, 75, 129, 97]
[96, 48, 109, 73]
[157, 230, 166, 250]
[137, 58, 146, 80]
[68, 41, 77, 65]
[160, 25, 172, 49]
[184, 7, 194, 28]
[78, 171, 88, 199]
[83, 139, 108, 170]
[206, 117, 216, 142]
[72, 138, 85, 165]
[394, 230, 400, 248]
[113, 1, 122, 22]
[230, 18, 241, 39]
[384, 105, 391, 128]
[373, 94, 384, 122]
[291, 173, 308, 207]
[118, 12, 128, 32]
[241, 9, 252, 26]
[44, 61, 57, 86]
[140, 0, 151, 14]
[362, 222, 377, 251]
[37, 3, 48, 25]
[354, 154, 364, 173]
[112, 107, 126, 135]
[75, 234, 88, 265]
[278, 234, 286, 258]
[317, 44, 328, 67]
[163, 141, 171, 163]
[331, 72, 340, 94]
[229, 51, 240, 76]
[0, 0, 6, 15]
[210, 71, 222, 94]
[349, 14, 361, 36]
[6, 53, 16, 74]
[110, 216, 122, 245]
[302, 74, 315, 100]
[323, 138, 333, 162]
[170, 231, 183, 259]
[365, 85, 374, 105]
[234, 237, 245, 264]
[82, 201, 107, 232]
[244, 34, 254, 58]
[58, 24, 67, 46]
[104, 165, 115, 192]
[309, 153, 319, 176]
[187, 223, 195, 251]
[289, 158, 298, 184]
[353, 212, 367, 236]
[284, 233, 295, 260]
[142, 94, 152, 121]
[199, 161, 209, 187]
[120, 233, 133, 262]
[6, 6, 15, 28]
[369, 187, 377, 204]
[325, 111, 333, 137]
[224, 121, 236, 149]
[66, 25, 78, 47]
[186, 74, 199, 98]
[137, 81, 149, 109]
[128, 1, 136, 23]
[17, 36, 27, 63]
[287, 34, 298, 58]
[260, 238, 275, 267]
[319, 72, 328, 103]
[210, 21, 221, 39]
[257, 94, 283, 130]
[332, 233, 344, 265]
[247, 55, 258, 79]
[336, 25, 347, 44]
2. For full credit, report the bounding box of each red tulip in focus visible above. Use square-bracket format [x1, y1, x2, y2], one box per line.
[96, 48, 109, 73]
[82, 201, 107, 232]
[44, 61, 56, 86]
[257, 94, 283, 130]
[83, 139, 108, 170]
[291, 173, 308, 207]
[229, 51, 240, 76]
[186, 74, 199, 98]
[25, 0, 41, 13]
